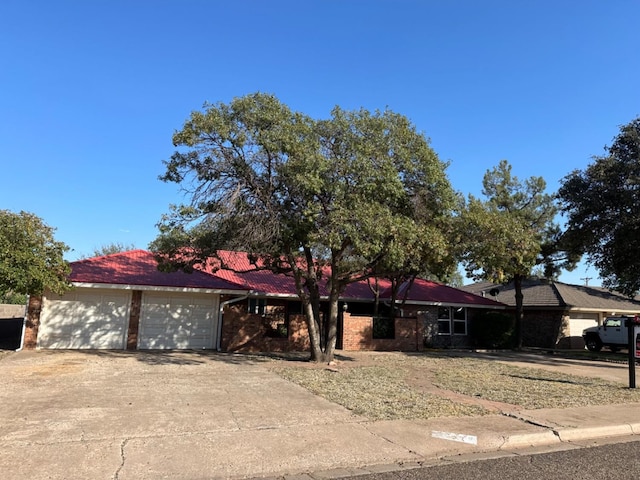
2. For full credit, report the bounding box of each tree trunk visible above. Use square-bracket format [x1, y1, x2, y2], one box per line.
[304, 304, 322, 362]
[299, 275, 323, 361]
[513, 274, 524, 349]
[324, 290, 340, 363]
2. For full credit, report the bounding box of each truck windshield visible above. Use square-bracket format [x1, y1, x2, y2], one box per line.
[605, 318, 622, 327]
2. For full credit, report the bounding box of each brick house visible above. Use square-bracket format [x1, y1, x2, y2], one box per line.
[24, 250, 504, 352]
[462, 279, 640, 349]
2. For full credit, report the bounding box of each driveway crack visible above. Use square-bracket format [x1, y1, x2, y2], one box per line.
[113, 438, 129, 480]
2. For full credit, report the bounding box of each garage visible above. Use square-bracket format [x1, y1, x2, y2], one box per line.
[38, 289, 131, 349]
[138, 292, 219, 349]
[567, 313, 599, 349]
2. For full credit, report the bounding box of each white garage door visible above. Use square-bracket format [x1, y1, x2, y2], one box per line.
[567, 313, 599, 349]
[138, 292, 219, 349]
[569, 313, 599, 337]
[38, 289, 130, 349]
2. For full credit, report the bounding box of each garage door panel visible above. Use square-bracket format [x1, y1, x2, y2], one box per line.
[39, 290, 130, 349]
[139, 293, 218, 350]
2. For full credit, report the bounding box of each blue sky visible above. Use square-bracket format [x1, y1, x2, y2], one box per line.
[1, 1, 639, 286]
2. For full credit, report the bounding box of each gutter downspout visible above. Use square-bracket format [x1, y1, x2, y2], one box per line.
[216, 294, 250, 351]
[16, 296, 29, 352]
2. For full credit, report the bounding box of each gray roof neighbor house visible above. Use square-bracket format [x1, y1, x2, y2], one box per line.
[461, 279, 640, 349]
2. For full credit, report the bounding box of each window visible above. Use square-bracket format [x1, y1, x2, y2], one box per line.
[605, 317, 621, 328]
[437, 307, 467, 335]
[453, 307, 467, 335]
[437, 307, 451, 335]
[248, 299, 288, 338]
[248, 298, 266, 315]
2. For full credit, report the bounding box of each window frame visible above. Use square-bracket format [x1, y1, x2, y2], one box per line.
[437, 307, 451, 335]
[437, 306, 467, 336]
[248, 298, 267, 315]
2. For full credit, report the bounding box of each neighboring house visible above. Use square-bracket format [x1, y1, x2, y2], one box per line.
[462, 279, 640, 349]
[0, 304, 25, 350]
[25, 250, 505, 352]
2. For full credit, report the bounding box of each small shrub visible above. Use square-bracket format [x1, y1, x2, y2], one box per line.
[470, 311, 514, 349]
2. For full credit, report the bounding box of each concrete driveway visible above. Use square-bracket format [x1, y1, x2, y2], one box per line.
[1, 349, 636, 480]
[0, 350, 429, 480]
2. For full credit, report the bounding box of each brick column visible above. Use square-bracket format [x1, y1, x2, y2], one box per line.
[127, 290, 142, 350]
[23, 295, 43, 349]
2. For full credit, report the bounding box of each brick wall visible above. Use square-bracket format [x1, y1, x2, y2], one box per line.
[220, 303, 310, 353]
[519, 309, 567, 348]
[23, 295, 42, 349]
[341, 312, 424, 352]
[127, 291, 142, 350]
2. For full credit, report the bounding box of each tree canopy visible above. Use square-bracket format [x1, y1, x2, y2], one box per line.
[81, 242, 137, 259]
[558, 117, 640, 296]
[458, 160, 572, 347]
[152, 92, 457, 362]
[0, 210, 70, 297]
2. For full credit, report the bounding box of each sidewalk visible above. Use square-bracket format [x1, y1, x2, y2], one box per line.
[1, 350, 639, 480]
[247, 403, 640, 479]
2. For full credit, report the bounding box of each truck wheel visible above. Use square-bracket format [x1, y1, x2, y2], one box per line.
[585, 336, 603, 352]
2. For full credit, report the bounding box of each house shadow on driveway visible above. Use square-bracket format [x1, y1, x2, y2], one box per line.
[23, 349, 359, 367]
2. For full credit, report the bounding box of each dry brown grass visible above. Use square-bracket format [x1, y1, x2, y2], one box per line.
[277, 364, 487, 420]
[273, 352, 640, 420]
[0, 350, 14, 361]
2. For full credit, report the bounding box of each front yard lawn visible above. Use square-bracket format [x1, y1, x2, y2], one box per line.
[273, 352, 640, 420]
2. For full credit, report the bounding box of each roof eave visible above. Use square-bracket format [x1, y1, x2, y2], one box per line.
[394, 300, 506, 309]
[70, 282, 250, 295]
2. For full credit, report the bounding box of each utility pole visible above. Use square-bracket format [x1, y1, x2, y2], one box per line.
[580, 277, 592, 286]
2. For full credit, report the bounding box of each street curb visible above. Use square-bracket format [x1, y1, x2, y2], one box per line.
[556, 424, 634, 441]
[498, 430, 561, 449]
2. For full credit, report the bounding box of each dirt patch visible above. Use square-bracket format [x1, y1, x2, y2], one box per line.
[16, 362, 85, 377]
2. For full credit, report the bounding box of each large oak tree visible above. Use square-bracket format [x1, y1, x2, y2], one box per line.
[151, 93, 457, 362]
[558, 117, 640, 296]
[0, 210, 70, 297]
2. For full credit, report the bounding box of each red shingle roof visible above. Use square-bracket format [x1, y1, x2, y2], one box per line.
[69, 250, 505, 308]
[205, 250, 301, 295]
[69, 250, 247, 291]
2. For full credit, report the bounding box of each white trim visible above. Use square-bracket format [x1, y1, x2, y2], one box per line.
[70, 283, 504, 309]
[404, 300, 505, 309]
[248, 293, 504, 309]
[567, 307, 640, 314]
[72, 282, 248, 295]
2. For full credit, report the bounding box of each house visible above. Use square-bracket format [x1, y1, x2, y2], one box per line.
[462, 279, 640, 349]
[24, 250, 505, 352]
[26, 250, 248, 350]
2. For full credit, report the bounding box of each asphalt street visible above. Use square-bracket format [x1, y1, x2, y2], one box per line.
[338, 438, 640, 480]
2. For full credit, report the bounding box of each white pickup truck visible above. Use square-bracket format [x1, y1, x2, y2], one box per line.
[582, 316, 635, 352]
